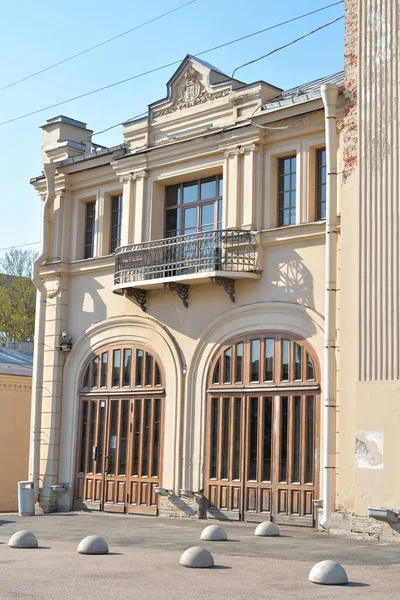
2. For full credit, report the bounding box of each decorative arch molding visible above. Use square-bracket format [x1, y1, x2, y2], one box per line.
[183, 301, 324, 491]
[59, 315, 185, 492]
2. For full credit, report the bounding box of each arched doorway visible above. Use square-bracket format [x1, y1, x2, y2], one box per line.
[74, 343, 165, 515]
[204, 333, 320, 525]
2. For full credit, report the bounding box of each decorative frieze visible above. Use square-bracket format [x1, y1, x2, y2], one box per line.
[0, 382, 32, 392]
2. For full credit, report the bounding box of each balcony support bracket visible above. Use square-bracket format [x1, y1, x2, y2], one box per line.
[167, 282, 189, 308]
[124, 288, 147, 312]
[211, 276, 235, 303]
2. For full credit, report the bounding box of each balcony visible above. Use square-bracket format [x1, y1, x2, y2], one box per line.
[113, 229, 261, 309]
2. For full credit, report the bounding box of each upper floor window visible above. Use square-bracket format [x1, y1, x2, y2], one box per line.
[84, 201, 95, 259]
[110, 195, 123, 253]
[316, 148, 326, 220]
[165, 175, 223, 238]
[278, 156, 296, 227]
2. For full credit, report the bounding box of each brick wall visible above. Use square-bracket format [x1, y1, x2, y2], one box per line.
[343, 0, 358, 181]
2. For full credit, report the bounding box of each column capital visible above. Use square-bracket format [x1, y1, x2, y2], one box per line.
[224, 147, 241, 158]
[240, 143, 259, 154]
[119, 173, 134, 184]
[132, 169, 148, 181]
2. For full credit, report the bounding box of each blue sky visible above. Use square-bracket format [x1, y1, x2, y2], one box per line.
[0, 0, 344, 260]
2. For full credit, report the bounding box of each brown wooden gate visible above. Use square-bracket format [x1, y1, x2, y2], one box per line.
[204, 334, 320, 525]
[74, 344, 164, 515]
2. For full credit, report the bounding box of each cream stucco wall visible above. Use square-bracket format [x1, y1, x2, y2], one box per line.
[0, 374, 31, 511]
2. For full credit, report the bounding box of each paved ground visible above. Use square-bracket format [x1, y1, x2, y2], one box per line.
[1, 512, 400, 599]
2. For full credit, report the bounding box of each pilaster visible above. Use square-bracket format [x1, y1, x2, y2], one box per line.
[224, 148, 241, 228]
[119, 174, 135, 246]
[133, 170, 148, 244]
[240, 143, 259, 229]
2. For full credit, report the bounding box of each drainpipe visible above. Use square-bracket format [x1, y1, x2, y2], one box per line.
[30, 162, 57, 502]
[320, 83, 339, 531]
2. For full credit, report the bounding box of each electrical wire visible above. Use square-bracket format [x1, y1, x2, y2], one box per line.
[0, 242, 39, 253]
[0, 2, 344, 128]
[0, 0, 197, 92]
[232, 15, 344, 79]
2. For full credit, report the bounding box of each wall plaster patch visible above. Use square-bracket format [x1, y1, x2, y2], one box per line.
[355, 431, 383, 470]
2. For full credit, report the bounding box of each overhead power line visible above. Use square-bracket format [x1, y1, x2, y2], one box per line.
[0, 0, 197, 92]
[0, 1, 344, 128]
[232, 15, 345, 78]
[0, 242, 39, 253]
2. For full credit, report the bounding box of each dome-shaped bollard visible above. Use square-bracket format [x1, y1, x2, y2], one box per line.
[309, 560, 348, 585]
[200, 525, 228, 541]
[77, 535, 109, 555]
[180, 546, 214, 568]
[254, 521, 281, 537]
[8, 530, 38, 549]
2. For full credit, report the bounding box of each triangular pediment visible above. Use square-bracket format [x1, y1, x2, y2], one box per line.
[149, 55, 245, 118]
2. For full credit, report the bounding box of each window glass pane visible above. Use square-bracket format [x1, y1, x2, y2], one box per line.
[217, 199, 222, 229]
[91, 356, 99, 388]
[132, 399, 141, 476]
[210, 398, 219, 479]
[218, 176, 223, 197]
[292, 396, 301, 482]
[233, 398, 241, 480]
[84, 201, 95, 259]
[141, 399, 151, 476]
[118, 400, 129, 475]
[123, 349, 132, 387]
[278, 156, 296, 227]
[264, 339, 274, 381]
[212, 358, 220, 384]
[165, 209, 179, 235]
[155, 362, 161, 386]
[108, 401, 118, 476]
[87, 401, 96, 473]
[248, 397, 258, 480]
[152, 399, 161, 477]
[112, 349, 121, 387]
[221, 398, 230, 479]
[307, 353, 315, 380]
[262, 397, 273, 481]
[96, 402, 105, 474]
[235, 343, 243, 383]
[306, 396, 314, 483]
[182, 180, 198, 204]
[200, 176, 217, 200]
[145, 353, 153, 386]
[166, 184, 180, 207]
[82, 365, 90, 389]
[136, 350, 143, 386]
[201, 203, 214, 231]
[79, 401, 88, 472]
[294, 343, 302, 380]
[250, 340, 260, 382]
[279, 397, 288, 482]
[281, 340, 290, 381]
[110, 195, 122, 253]
[223, 348, 231, 383]
[317, 148, 327, 220]
[183, 207, 197, 233]
[100, 352, 108, 388]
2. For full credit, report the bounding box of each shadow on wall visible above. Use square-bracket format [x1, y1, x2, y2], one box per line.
[79, 279, 107, 331]
[269, 248, 322, 320]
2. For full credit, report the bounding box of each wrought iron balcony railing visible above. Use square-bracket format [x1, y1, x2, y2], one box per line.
[114, 229, 260, 287]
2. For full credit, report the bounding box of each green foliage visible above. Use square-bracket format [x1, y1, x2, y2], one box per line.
[0, 248, 37, 343]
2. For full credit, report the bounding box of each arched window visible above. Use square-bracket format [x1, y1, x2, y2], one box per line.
[209, 334, 317, 388]
[80, 344, 163, 391]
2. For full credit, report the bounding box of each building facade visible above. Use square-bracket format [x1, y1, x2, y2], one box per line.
[30, 55, 342, 524]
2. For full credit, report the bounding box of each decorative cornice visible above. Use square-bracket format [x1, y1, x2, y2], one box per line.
[0, 382, 32, 392]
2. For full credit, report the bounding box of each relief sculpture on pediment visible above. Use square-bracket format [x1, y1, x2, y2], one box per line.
[155, 65, 229, 117]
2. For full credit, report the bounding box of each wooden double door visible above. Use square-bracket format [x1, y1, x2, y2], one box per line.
[205, 393, 318, 525]
[75, 395, 164, 514]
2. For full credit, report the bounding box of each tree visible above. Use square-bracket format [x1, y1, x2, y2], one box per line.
[0, 248, 37, 344]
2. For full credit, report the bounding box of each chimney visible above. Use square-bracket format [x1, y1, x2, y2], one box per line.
[40, 115, 93, 165]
